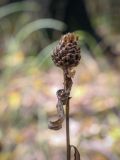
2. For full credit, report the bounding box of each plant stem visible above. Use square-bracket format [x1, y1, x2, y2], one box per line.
[63, 69, 72, 160]
[66, 98, 70, 160]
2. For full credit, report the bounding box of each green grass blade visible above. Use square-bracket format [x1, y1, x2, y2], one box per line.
[15, 19, 66, 42]
[37, 40, 59, 68]
[0, 1, 39, 19]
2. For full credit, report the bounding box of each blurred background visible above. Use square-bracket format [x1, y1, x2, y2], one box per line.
[0, 0, 120, 160]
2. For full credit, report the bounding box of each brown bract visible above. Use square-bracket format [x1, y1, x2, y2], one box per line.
[51, 33, 81, 69]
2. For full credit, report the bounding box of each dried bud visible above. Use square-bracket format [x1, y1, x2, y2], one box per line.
[51, 33, 81, 68]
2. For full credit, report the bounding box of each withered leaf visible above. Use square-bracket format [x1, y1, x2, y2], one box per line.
[48, 111, 64, 130]
[48, 69, 73, 131]
[71, 145, 81, 160]
[48, 121, 62, 130]
[48, 90, 66, 130]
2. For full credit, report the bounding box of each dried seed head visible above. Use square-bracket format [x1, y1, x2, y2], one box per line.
[51, 33, 81, 68]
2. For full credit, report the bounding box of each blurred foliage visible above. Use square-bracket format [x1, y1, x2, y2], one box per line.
[0, 1, 120, 160]
[87, 0, 120, 33]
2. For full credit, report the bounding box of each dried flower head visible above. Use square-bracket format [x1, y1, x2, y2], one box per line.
[51, 33, 81, 68]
